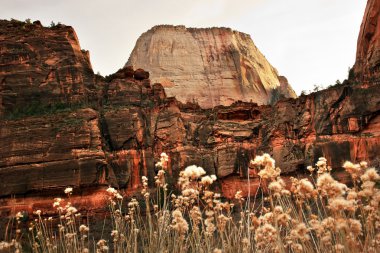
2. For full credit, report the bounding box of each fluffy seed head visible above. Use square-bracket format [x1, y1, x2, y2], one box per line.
[64, 187, 73, 195]
[182, 165, 206, 179]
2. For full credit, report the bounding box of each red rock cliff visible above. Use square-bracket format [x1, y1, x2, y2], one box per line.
[0, 20, 99, 117]
[0, 8, 380, 221]
[352, 0, 380, 82]
[0, 65, 379, 197]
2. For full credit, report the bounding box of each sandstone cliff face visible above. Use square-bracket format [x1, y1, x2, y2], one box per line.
[353, 0, 380, 82]
[1, 8, 380, 223]
[127, 25, 296, 108]
[0, 20, 98, 117]
[0, 108, 117, 196]
[0, 64, 379, 199]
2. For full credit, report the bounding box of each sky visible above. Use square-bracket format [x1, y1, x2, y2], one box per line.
[2, 0, 367, 95]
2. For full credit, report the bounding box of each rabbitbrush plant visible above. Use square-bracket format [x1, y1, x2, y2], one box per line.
[1, 152, 380, 253]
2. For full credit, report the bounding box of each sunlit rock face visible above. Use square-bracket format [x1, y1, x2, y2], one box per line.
[127, 25, 296, 108]
[352, 0, 380, 82]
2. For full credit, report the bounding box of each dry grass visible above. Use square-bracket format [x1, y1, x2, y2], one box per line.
[1, 153, 380, 253]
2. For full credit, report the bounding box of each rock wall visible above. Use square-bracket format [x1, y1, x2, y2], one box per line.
[127, 25, 296, 108]
[0, 20, 99, 117]
[353, 0, 380, 82]
[1, 64, 379, 199]
[0, 108, 117, 196]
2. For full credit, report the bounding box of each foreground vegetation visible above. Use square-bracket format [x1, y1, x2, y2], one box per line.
[1, 153, 380, 253]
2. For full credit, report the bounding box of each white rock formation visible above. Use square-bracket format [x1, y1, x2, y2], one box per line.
[127, 25, 296, 108]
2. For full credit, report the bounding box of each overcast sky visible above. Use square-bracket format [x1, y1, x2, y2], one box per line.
[2, 0, 367, 95]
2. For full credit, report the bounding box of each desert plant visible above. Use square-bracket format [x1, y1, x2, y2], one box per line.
[2, 153, 380, 252]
